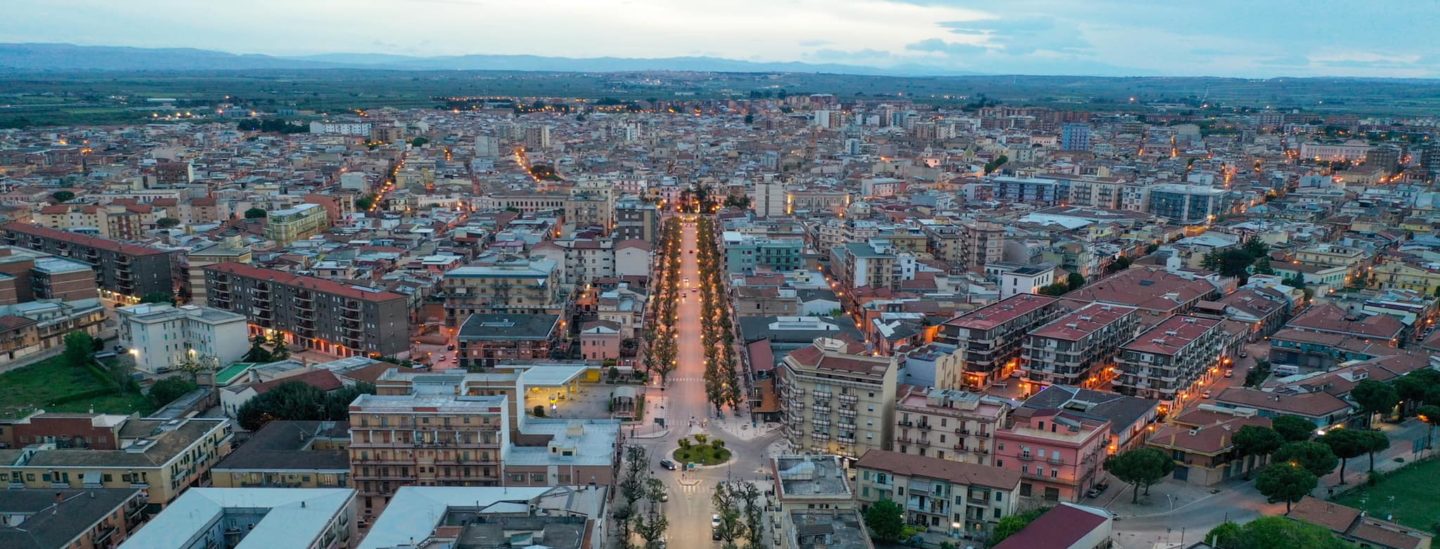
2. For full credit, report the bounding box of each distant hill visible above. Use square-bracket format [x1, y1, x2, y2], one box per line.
[0, 43, 967, 75]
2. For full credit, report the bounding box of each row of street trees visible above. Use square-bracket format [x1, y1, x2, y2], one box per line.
[695, 214, 743, 414]
[642, 218, 683, 384]
[711, 480, 765, 549]
[614, 446, 668, 549]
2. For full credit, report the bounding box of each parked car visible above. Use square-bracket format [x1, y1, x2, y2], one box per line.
[1085, 487, 1102, 498]
[1202, 389, 1213, 399]
[1224, 369, 1234, 378]
[1239, 350, 1248, 358]
[660, 459, 678, 471]
[712, 515, 722, 540]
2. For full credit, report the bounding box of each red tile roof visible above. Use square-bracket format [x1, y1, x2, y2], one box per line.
[1288, 303, 1405, 340]
[944, 294, 1056, 331]
[1029, 303, 1136, 341]
[3, 221, 172, 257]
[1122, 315, 1218, 356]
[206, 262, 406, 302]
[252, 369, 343, 395]
[856, 449, 1020, 490]
[992, 503, 1110, 549]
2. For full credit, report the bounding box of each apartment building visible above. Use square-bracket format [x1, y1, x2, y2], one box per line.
[855, 450, 1022, 539]
[772, 455, 855, 513]
[204, 262, 411, 358]
[1114, 316, 1223, 406]
[0, 298, 107, 362]
[2, 222, 184, 303]
[993, 408, 1110, 502]
[349, 393, 510, 514]
[442, 257, 563, 326]
[456, 313, 563, 369]
[0, 417, 232, 509]
[779, 338, 897, 459]
[0, 488, 147, 549]
[613, 197, 660, 242]
[120, 488, 357, 549]
[893, 386, 1010, 465]
[211, 420, 350, 489]
[922, 221, 1003, 270]
[829, 241, 896, 290]
[1023, 303, 1140, 391]
[263, 203, 329, 244]
[116, 303, 249, 374]
[0, 246, 97, 305]
[724, 232, 805, 274]
[185, 233, 252, 306]
[1145, 184, 1226, 225]
[937, 294, 1063, 390]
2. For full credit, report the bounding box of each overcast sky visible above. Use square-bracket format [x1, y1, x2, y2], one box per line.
[4, 0, 1438, 77]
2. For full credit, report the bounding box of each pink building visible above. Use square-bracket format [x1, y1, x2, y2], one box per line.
[993, 408, 1109, 502]
[579, 320, 622, 362]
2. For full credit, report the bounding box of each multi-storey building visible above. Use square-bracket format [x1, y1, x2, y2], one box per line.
[204, 262, 411, 358]
[937, 294, 1063, 390]
[263, 203, 329, 244]
[771, 455, 855, 513]
[211, 420, 351, 489]
[1022, 303, 1139, 391]
[0, 298, 107, 362]
[185, 233, 252, 306]
[751, 179, 789, 218]
[993, 176, 1063, 205]
[456, 313, 562, 369]
[613, 197, 659, 242]
[993, 408, 1109, 502]
[1144, 184, 1226, 225]
[830, 241, 896, 290]
[855, 450, 1022, 539]
[724, 232, 805, 274]
[0, 488, 147, 549]
[0, 246, 96, 304]
[893, 386, 1010, 465]
[349, 393, 510, 514]
[442, 257, 563, 326]
[779, 338, 897, 459]
[2, 222, 184, 303]
[120, 487, 357, 549]
[1114, 316, 1223, 406]
[116, 303, 249, 374]
[922, 221, 1003, 270]
[1060, 123, 1091, 152]
[566, 187, 615, 234]
[0, 417, 232, 509]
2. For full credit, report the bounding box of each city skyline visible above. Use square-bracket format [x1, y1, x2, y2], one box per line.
[2, 0, 1438, 78]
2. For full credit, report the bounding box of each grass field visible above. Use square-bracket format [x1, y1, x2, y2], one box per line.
[1332, 458, 1440, 532]
[673, 440, 733, 466]
[0, 356, 154, 417]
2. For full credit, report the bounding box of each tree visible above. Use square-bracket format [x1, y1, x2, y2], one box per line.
[149, 377, 198, 406]
[862, 499, 904, 544]
[1232, 425, 1284, 478]
[51, 190, 75, 203]
[1066, 272, 1086, 290]
[1255, 463, 1317, 513]
[1417, 405, 1440, 449]
[1319, 429, 1369, 484]
[1394, 369, 1440, 415]
[63, 331, 94, 368]
[1107, 256, 1133, 273]
[1206, 516, 1351, 549]
[355, 194, 376, 211]
[244, 207, 267, 219]
[1355, 429, 1390, 473]
[270, 332, 290, 360]
[1104, 447, 1175, 503]
[1274, 441, 1338, 478]
[1272, 415, 1316, 442]
[140, 292, 173, 304]
[1037, 282, 1071, 296]
[989, 507, 1048, 546]
[235, 380, 375, 431]
[1350, 379, 1399, 426]
[156, 217, 181, 229]
[244, 333, 273, 363]
[410, 137, 429, 148]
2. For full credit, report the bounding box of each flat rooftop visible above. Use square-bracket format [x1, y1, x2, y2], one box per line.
[119, 488, 355, 549]
[774, 455, 852, 499]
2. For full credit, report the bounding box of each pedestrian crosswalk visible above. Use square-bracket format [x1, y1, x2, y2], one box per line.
[677, 481, 707, 494]
[667, 376, 705, 383]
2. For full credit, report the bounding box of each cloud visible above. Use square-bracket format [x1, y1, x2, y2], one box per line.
[905, 38, 988, 56]
[938, 16, 1089, 55]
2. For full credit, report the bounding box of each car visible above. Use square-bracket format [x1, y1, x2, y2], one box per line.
[1202, 389, 1213, 399]
[1239, 350, 1248, 358]
[660, 459, 678, 471]
[1085, 487, 1102, 498]
[446, 344, 456, 351]
[712, 515, 722, 540]
[1224, 369, 1234, 378]
[659, 490, 669, 502]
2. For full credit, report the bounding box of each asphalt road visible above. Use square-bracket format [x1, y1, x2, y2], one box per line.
[633, 218, 777, 547]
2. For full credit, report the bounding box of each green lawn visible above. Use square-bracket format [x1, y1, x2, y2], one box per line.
[673, 444, 732, 466]
[0, 356, 154, 417]
[1332, 458, 1440, 531]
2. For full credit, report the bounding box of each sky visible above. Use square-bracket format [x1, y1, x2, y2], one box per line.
[3, 0, 1439, 78]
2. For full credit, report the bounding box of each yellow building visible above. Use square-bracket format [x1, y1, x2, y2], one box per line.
[0, 417, 231, 510]
[211, 420, 350, 489]
[1372, 260, 1440, 294]
[264, 203, 329, 244]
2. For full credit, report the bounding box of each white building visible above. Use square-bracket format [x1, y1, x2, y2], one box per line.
[120, 488, 357, 549]
[751, 179, 789, 218]
[987, 263, 1057, 299]
[117, 303, 249, 374]
[309, 121, 373, 136]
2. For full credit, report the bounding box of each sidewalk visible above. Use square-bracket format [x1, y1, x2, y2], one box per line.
[1103, 477, 1231, 518]
[714, 418, 781, 441]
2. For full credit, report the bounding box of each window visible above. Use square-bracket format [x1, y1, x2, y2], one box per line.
[994, 492, 1002, 502]
[994, 508, 1002, 519]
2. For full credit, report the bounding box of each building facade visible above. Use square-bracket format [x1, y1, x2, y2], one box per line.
[937, 294, 1063, 390]
[779, 338, 897, 460]
[116, 303, 249, 374]
[2, 222, 184, 303]
[1114, 316, 1223, 406]
[1022, 303, 1139, 391]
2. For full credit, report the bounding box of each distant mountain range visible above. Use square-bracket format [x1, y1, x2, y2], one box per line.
[0, 43, 970, 75]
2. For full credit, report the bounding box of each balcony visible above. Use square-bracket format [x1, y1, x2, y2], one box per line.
[813, 391, 833, 401]
[1018, 453, 1033, 461]
[917, 423, 932, 431]
[838, 408, 856, 418]
[812, 404, 831, 415]
[838, 394, 858, 404]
